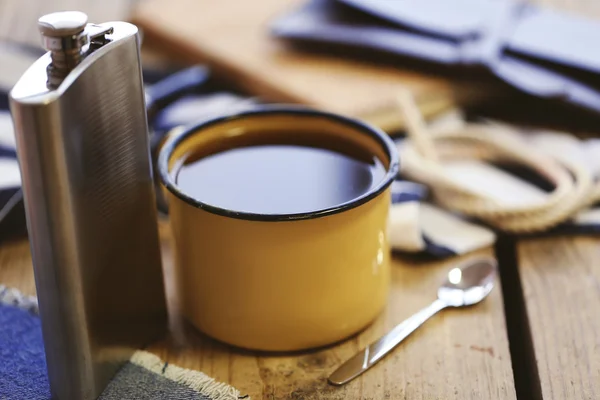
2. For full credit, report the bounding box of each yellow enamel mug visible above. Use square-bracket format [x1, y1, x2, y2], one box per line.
[158, 106, 399, 351]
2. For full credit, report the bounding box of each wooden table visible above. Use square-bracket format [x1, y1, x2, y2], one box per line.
[1, 1, 599, 399]
[1, 220, 517, 400]
[516, 237, 600, 400]
[3, 221, 600, 400]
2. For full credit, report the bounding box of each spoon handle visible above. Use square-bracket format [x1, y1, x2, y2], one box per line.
[328, 298, 448, 386]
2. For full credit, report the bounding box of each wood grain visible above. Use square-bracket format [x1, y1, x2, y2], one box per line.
[0, 238, 35, 295]
[518, 237, 600, 400]
[130, 0, 479, 133]
[0, 219, 516, 399]
[153, 221, 516, 399]
[532, 0, 600, 17]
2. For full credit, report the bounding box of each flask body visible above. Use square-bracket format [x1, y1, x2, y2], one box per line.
[10, 21, 167, 400]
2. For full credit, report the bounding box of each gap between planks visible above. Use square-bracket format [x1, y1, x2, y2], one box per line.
[495, 234, 543, 400]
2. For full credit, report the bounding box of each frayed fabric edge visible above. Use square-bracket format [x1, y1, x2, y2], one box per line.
[0, 284, 38, 314]
[130, 350, 247, 400]
[0, 284, 247, 399]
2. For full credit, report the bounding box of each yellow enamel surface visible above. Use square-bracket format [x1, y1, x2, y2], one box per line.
[168, 189, 391, 351]
[162, 111, 394, 351]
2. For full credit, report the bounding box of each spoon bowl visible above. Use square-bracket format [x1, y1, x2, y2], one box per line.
[438, 258, 497, 307]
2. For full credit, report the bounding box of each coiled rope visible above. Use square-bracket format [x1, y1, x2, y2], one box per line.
[396, 91, 600, 233]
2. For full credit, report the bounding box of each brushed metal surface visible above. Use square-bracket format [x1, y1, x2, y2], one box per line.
[10, 22, 167, 400]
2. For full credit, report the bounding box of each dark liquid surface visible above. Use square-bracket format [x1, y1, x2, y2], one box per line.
[175, 145, 387, 214]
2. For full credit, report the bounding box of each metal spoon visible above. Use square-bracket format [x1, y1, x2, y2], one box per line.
[328, 257, 497, 386]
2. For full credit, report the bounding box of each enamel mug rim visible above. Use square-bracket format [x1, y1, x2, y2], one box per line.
[157, 105, 400, 221]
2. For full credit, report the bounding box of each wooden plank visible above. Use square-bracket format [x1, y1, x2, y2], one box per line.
[0, 220, 516, 399]
[0, 238, 35, 295]
[532, 0, 600, 17]
[518, 236, 600, 400]
[0, 43, 39, 93]
[130, 0, 482, 133]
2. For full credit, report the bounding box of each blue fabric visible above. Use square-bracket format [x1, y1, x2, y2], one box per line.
[421, 235, 456, 258]
[391, 180, 428, 203]
[0, 305, 50, 399]
[0, 302, 219, 399]
[0, 146, 16, 158]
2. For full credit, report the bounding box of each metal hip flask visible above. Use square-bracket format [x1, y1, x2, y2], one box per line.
[9, 11, 168, 400]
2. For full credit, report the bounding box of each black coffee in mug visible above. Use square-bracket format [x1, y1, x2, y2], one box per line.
[175, 144, 387, 214]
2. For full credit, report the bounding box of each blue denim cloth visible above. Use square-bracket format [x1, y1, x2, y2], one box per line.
[0, 302, 215, 399]
[0, 304, 49, 399]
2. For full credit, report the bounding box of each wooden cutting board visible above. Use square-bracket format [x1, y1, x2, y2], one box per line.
[131, 0, 485, 132]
